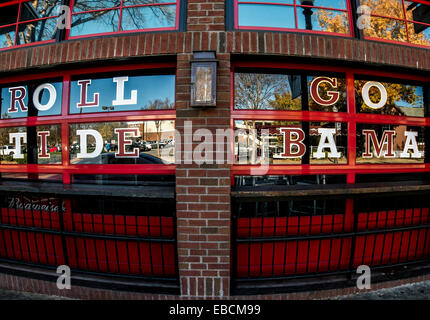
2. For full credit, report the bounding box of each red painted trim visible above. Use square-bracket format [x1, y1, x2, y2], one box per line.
[364, 36, 430, 50]
[235, 0, 354, 37]
[233, 61, 430, 82]
[66, 0, 180, 40]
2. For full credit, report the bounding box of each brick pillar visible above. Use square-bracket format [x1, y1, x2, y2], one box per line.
[187, 0, 225, 32]
[175, 50, 231, 298]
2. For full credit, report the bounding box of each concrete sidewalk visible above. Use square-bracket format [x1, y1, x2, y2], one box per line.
[0, 288, 72, 300]
[334, 280, 430, 300]
[2, 281, 430, 300]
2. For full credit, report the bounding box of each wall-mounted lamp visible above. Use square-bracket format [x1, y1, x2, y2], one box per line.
[191, 51, 217, 108]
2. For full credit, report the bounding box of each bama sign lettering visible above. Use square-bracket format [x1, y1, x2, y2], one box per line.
[278, 127, 423, 160]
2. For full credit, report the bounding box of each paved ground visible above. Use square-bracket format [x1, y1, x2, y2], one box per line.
[2, 281, 430, 299]
[334, 280, 430, 300]
[0, 288, 72, 300]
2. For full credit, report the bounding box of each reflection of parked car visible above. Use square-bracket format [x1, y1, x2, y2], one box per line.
[0, 146, 16, 156]
[149, 141, 158, 149]
[48, 146, 58, 153]
[140, 141, 152, 151]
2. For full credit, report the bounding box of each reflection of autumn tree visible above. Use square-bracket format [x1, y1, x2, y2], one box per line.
[97, 123, 115, 143]
[235, 73, 299, 163]
[235, 73, 290, 110]
[360, 0, 430, 46]
[316, 10, 349, 34]
[2, 0, 175, 47]
[355, 81, 421, 114]
[269, 92, 302, 111]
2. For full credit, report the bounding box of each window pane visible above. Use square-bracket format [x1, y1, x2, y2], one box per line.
[120, 5, 176, 30]
[72, 174, 175, 186]
[234, 120, 347, 165]
[0, 3, 19, 26]
[356, 124, 425, 164]
[405, 1, 430, 23]
[307, 0, 347, 10]
[297, 9, 349, 34]
[0, 27, 15, 48]
[408, 22, 430, 47]
[238, 0, 294, 4]
[238, 4, 296, 29]
[19, 0, 62, 22]
[360, 0, 404, 19]
[0, 125, 62, 165]
[363, 16, 407, 42]
[69, 121, 175, 165]
[234, 174, 346, 187]
[69, 73, 175, 114]
[72, 0, 121, 13]
[70, 9, 120, 37]
[1, 79, 63, 119]
[123, 0, 178, 5]
[308, 76, 347, 112]
[16, 18, 57, 45]
[234, 73, 302, 111]
[355, 79, 424, 117]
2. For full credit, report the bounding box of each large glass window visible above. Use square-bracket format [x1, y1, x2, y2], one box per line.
[69, 72, 175, 114]
[235, 0, 352, 36]
[0, 0, 62, 49]
[232, 66, 430, 180]
[69, 0, 179, 37]
[359, 0, 430, 47]
[234, 71, 347, 112]
[0, 0, 181, 50]
[0, 64, 176, 184]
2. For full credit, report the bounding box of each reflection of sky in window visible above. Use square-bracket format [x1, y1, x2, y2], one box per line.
[16, 18, 58, 44]
[1, 82, 62, 119]
[0, 29, 15, 48]
[238, 4, 295, 28]
[69, 75, 175, 114]
[395, 86, 424, 108]
[121, 5, 176, 30]
[72, 0, 121, 13]
[70, 10, 120, 36]
[304, 0, 347, 10]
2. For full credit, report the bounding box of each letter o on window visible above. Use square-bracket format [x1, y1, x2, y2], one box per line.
[33, 83, 57, 111]
[361, 81, 387, 110]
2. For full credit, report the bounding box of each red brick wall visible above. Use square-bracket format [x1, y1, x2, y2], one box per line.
[175, 52, 231, 298]
[187, 0, 225, 31]
[1, 32, 430, 73]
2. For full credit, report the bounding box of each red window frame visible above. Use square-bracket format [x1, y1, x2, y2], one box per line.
[66, 0, 181, 40]
[234, 0, 355, 38]
[361, 0, 430, 49]
[230, 61, 430, 184]
[0, 0, 60, 51]
[0, 62, 176, 184]
[0, 0, 182, 51]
